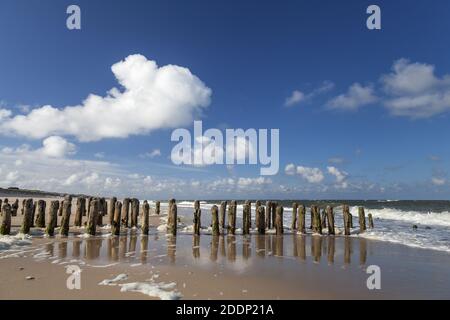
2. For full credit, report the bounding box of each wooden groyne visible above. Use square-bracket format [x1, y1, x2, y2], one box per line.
[0, 196, 375, 238]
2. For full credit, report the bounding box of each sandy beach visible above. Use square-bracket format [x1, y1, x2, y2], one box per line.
[1, 196, 450, 300]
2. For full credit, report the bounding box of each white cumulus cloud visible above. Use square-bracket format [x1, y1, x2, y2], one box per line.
[0, 54, 212, 142]
[327, 83, 377, 111]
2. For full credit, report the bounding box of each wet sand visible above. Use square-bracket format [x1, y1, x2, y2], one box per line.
[1, 197, 450, 300]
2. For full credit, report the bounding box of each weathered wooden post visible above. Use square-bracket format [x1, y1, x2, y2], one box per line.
[142, 200, 149, 235]
[167, 201, 177, 236]
[155, 201, 160, 215]
[11, 199, 19, 217]
[271, 202, 277, 228]
[257, 206, 265, 234]
[130, 198, 140, 228]
[20, 199, 33, 234]
[52, 201, 59, 228]
[321, 208, 327, 229]
[87, 198, 99, 236]
[112, 201, 122, 236]
[193, 200, 201, 235]
[0, 202, 12, 235]
[343, 205, 351, 235]
[97, 198, 104, 226]
[296, 204, 305, 234]
[58, 200, 64, 216]
[35, 200, 46, 228]
[242, 202, 250, 235]
[349, 213, 354, 228]
[60, 195, 72, 236]
[74, 197, 85, 227]
[122, 198, 130, 227]
[275, 205, 284, 235]
[20, 199, 25, 216]
[291, 202, 298, 230]
[244, 200, 252, 231]
[108, 197, 117, 225]
[326, 206, 335, 235]
[45, 200, 59, 236]
[358, 207, 367, 232]
[219, 201, 227, 229]
[86, 197, 92, 216]
[368, 213, 374, 229]
[311, 205, 322, 234]
[211, 205, 220, 236]
[265, 201, 272, 229]
[228, 200, 237, 235]
[309, 205, 314, 229]
[255, 200, 261, 229]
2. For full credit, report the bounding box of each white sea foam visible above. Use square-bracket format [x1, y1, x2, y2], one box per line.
[0, 234, 33, 251]
[119, 281, 182, 300]
[99, 273, 128, 285]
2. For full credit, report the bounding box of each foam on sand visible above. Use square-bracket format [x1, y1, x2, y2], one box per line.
[119, 281, 182, 300]
[98, 273, 128, 285]
[0, 234, 33, 251]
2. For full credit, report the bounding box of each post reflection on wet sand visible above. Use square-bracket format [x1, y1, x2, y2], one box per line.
[242, 236, 251, 260]
[43, 234, 369, 267]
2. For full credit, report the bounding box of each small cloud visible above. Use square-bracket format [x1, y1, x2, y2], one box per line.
[94, 152, 105, 159]
[432, 177, 446, 186]
[428, 155, 441, 162]
[141, 149, 162, 159]
[39, 136, 77, 158]
[284, 81, 334, 107]
[285, 90, 305, 107]
[327, 83, 377, 111]
[296, 166, 324, 184]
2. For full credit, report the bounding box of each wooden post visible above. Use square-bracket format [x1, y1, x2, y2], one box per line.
[193, 200, 201, 235]
[343, 205, 351, 236]
[167, 202, 177, 236]
[52, 201, 60, 228]
[309, 205, 314, 229]
[155, 201, 160, 215]
[130, 198, 139, 228]
[311, 205, 322, 234]
[112, 201, 122, 236]
[265, 201, 272, 229]
[86, 197, 92, 216]
[20, 199, 33, 234]
[242, 202, 250, 235]
[0, 202, 12, 235]
[291, 202, 298, 230]
[122, 198, 130, 227]
[97, 198, 104, 226]
[358, 207, 367, 232]
[87, 198, 99, 236]
[257, 206, 265, 234]
[211, 205, 220, 236]
[245, 200, 252, 231]
[297, 204, 306, 234]
[74, 197, 85, 227]
[108, 197, 117, 225]
[11, 199, 19, 217]
[275, 205, 284, 235]
[349, 213, 354, 228]
[321, 208, 327, 229]
[219, 201, 227, 229]
[368, 213, 374, 229]
[142, 200, 149, 235]
[326, 206, 335, 235]
[31, 201, 36, 227]
[228, 200, 237, 235]
[60, 195, 72, 236]
[254, 200, 261, 229]
[58, 200, 64, 216]
[271, 202, 277, 228]
[45, 200, 59, 236]
[35, 200, 46, 228]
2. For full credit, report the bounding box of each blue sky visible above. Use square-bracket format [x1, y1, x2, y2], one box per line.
[1, 0, 450, 199]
